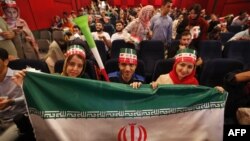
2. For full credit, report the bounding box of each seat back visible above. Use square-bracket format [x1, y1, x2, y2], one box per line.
[138, 40, 164, 82]
[37, 39, 50, 53]
[111, 40, 135, 59]
[8, 59, 50, 73]
[52, 30, 64, 41]
[220, 32, 235, 45]
[152, 59, 175, 81]
[104, 24, 115, 36]
[40, 30, 52, 42]
[94, 40, 107, 64]
[105, 58, 145, 77]
[198, 40, 222, 62]
[227, 25, 244, 34]
[199, 58, 244, 87]
[223, 40, 250, 69]
[54, 59, 97, 80]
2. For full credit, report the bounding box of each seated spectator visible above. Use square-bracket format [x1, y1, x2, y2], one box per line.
[0, 48, 34, 141]
[225, 70, 250, 124]
[91, 21, 112, 52]
[111, 20, 130, 42]
[152, 48, 199, 88]
[208, 26, 221, 40]
[61, 45, 89, 78]
[231, 11, 249, 26]
[228, 18, 250, 41]
[168, 31, 193, 58]
[109, 48, 145, 85]
[44, 35, 67, 73]
[167, 31, 202, 66]
[51, 15, 63, 31]
[208, 14, 220, 33]
[133, 48, 224, 92]
[69, 25, 86, 41]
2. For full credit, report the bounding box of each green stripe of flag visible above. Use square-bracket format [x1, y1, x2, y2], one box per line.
[23, 72, 227, 116]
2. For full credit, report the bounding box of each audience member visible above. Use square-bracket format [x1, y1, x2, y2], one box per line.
[0, 17, 17, 60]
[109, 48, 145, 86]
[186, 3, 209, 50]
[0, 48, 34, 141]
[124, 5, 154, 42]
[1, 1, 39, 60]
[91, 21, 111, 52]
[111, 20, 130, 42]
[231, 11, 249, 26]
[150, 0, 172, 46]
[61, 45, 90, 78]
[228, 17, 250, 41]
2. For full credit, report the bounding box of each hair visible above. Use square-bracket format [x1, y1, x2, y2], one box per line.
[190, 3, 202, 16]
[0, 48, 8, 61]
[62, 54, 86, 77]
[162, 0, 172, 5]
[73, 25, 80, 30]
[181, 31, 192, 37]
[115, 20, 124, 25]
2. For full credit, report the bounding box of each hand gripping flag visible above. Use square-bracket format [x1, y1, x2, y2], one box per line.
[73, 15, 109, 81]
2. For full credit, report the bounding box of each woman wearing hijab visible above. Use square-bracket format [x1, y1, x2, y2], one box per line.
[124, 5, 154, 42]
[1, 1, 40, 59]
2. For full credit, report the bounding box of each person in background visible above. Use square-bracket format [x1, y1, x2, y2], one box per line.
[111, 20, 130, 42]
[109, 48, 145, 86]
[51, 15, 63, 31]
[150, 0, 173, 47]
[91, 21, 111, 52]
[231, 11, 249, 26]
[167, 31, 193, 58]
[124, 5, 155, 42]
[186, 3, 208, 51]
[1, 0, 39, 60]
[0, 16, 17, 60]
[228, 17, 250, 41]
[69, 25, 85, 41]
[0, 48, 34, 141]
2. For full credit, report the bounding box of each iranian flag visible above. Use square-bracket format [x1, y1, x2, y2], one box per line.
[23, 72, 227, 141]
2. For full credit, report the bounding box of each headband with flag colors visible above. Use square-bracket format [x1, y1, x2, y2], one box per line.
[119, 48, 137, 65]
[65, 45, 86, 59]
[1, 0, 17, 8]
[175, 48, 197, 64]
[73, 15, 109, 81]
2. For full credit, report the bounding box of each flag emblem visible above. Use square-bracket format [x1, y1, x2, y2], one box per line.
[118, 123, 147, 141]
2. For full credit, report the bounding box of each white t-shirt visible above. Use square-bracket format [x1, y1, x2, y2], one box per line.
[111, 32, 130, 42]
[92, 31, 111, 51]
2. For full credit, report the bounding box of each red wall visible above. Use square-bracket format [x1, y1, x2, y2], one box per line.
[16, 0, 91, 30]
[14, 0, 250, 30]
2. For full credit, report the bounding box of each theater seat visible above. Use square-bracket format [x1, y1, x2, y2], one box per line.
[152, 59, 175, 81]
[8, 59, 50, 73]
